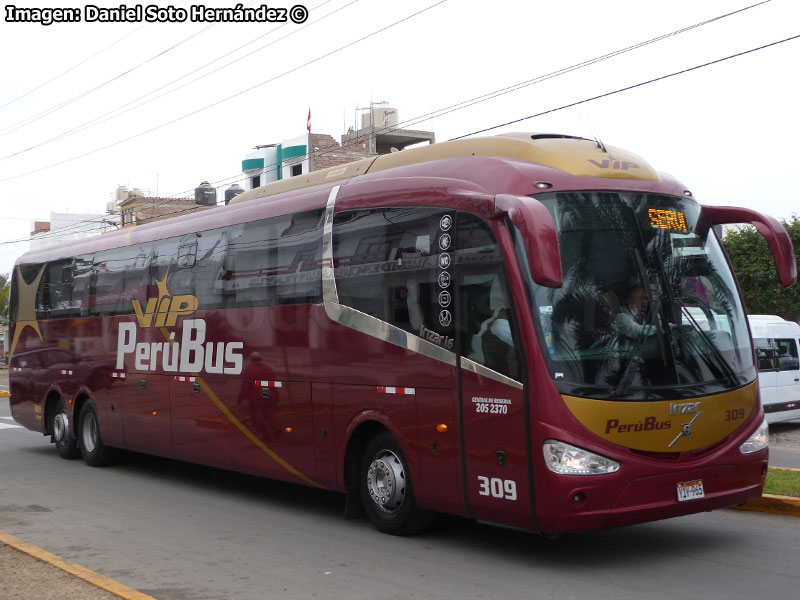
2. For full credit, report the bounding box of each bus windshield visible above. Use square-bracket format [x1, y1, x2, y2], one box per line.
[525, 191, 756, 400]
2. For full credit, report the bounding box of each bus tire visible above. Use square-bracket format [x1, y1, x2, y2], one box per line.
[359, 431, 434, 535]
[50, 400, 80, 459]
[78, 402, 116, 467]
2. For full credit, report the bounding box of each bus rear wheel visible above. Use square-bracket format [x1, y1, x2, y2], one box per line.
[78, 402, 116, 467]
[359, 431, 433, 535]
[50, 400, 79, 459]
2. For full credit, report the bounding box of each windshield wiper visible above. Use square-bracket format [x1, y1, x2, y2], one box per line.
[678, 304, 739, 387]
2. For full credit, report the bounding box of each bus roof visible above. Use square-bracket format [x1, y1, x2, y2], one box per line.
[17, 133, 683, 267]
[231, 133, 661, 205]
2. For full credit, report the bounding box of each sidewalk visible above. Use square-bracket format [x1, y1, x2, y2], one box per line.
[0, 531, 152, 600]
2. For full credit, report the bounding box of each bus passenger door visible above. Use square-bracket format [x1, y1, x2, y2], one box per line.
[458, 269, 534, 529]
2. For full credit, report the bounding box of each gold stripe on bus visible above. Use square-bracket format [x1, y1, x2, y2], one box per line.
[562, 382, 757, 452]
[158, 327, 325, 489]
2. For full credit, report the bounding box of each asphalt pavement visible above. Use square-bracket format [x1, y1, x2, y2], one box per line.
[1, 363, 799, 600]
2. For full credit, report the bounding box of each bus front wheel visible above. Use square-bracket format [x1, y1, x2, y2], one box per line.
[78, 402, 116, 467]
[359, 431, 433, 535]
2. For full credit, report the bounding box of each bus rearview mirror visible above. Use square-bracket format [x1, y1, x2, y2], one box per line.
[699, 205, 796, 288]
[495, 194, 563, 288]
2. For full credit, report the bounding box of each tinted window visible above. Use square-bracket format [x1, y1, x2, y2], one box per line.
[775, 338, 799, 371]
[755, 338, 777, 372]
[456, 214, 520, 379]
[333, 208, 520, 379]
[225, 209, 323, 307]
[24, 210, 323, 321]
[93, 242, 158, 316]
[333, 207, 451, 341]
[36, 259, 75, 319]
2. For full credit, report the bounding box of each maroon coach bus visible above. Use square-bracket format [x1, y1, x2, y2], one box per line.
[8, 133, 796, 535]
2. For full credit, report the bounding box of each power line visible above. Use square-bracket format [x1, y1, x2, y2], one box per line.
[0, 0, 450, 184]
[5, 26, 795, 249]
[0, 21, 147, 112]
[453, 33, 800, 140]
[0, 0, 226, 137]
[157, 0, 780, 199]
[0, 0, 353, 162]
[0, 9, 791, 248]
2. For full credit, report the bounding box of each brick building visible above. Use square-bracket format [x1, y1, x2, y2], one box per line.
[241, 103, 435, 191]
[117, 186, 213, 229]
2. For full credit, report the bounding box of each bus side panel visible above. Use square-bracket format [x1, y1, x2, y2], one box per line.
[171, 374, 233, 471]
[122, 374, 174, 458]
[311, 383, 338, 489]
[412, 386, 463, 515]
[8, 360, 42, 432]
[228, 381, 316, 485]
[93, 373, 126, 448]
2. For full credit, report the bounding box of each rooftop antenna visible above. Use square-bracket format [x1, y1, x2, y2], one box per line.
[579, 112, 607, 153]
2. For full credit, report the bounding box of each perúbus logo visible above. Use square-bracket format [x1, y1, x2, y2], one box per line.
[116, 272, 243, 375]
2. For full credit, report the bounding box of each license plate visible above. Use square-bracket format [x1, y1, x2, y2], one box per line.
[676, 479, 705, 502]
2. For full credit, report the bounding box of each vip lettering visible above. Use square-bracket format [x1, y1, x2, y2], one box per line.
[588, 153, 639, 171]
[605, 416, 671, 434]
[419, 325, 454, 350]
[5, 5, 81, 26]
[117, 320, 243, 375]
[669, 401, 701, 416]
[132, 294, 198, 328]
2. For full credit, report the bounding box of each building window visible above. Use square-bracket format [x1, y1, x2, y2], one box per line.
[291, 163, 302, 177]
[251, 175, 261, 189]
[121, 207, 135, 226]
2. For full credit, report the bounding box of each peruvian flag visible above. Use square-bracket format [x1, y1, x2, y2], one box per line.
[306, 107, 311, 132]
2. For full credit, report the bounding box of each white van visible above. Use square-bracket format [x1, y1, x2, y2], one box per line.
[748, 315, 800, 423]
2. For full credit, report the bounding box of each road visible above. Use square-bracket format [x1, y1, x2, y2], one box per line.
[2, 373, 800, 599]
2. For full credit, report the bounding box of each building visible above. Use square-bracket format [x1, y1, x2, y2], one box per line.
[115, 185, 214, 229]
[30, 211, 112, 251]
[241, 102, 435, 191]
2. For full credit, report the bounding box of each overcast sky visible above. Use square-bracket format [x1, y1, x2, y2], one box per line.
[1, 0, 798, 275]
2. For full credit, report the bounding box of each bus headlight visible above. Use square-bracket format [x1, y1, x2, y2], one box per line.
[739, 419, 769, 454]
[542, 439, 620, 475]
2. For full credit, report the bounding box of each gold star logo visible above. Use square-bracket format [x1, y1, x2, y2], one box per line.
[8, 265, 46, 360]
[155, 267, 170, 300]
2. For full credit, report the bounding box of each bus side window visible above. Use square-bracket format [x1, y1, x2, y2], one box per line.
[775, 338, 800, 371]
[456, 214, 520, 380]
[275, 209, 323, 304]
[93, 243, 156, 316]
[333, 207, 453, 343]
[36, 259, 73, 320]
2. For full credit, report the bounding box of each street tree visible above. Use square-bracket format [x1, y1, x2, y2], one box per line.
[721, 216, 800, 321]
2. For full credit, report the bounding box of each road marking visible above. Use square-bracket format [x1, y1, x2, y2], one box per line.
[0, 529, 157, 600]
[0, 417, 21, 429]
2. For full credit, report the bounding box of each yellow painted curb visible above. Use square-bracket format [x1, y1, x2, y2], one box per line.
[0, 390, 9, 398]
[730, 493, 800, 517]
[0, 530, 156, 600]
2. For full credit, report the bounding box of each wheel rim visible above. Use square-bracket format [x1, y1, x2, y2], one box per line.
[81, 412, 98, 454]
[366, 449, 406, 513]
[53, 412, 68, 443]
